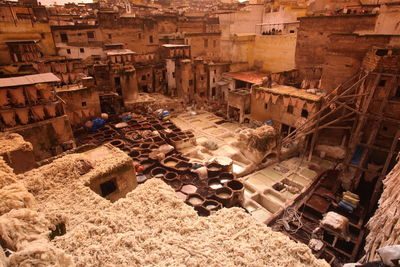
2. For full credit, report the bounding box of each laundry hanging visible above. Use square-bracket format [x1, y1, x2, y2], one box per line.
[271, 94, 279, 104]
[296, 98, 305, 109]
[282, 96, 290, 107]
[264, 92, 271, 103]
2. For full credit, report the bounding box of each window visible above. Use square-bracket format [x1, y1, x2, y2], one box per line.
[114, 77, 121, 86]
[264, 103, 268, 110]
[213, 40, 217, 48]
[287, 105, 294, 114]
[379, 79, 387, 87]
[376, 49, 388, 56]
[60, 33, 68, 43]
[141, 75, 146, 81]
[78, 33, 82, 36]
[204, 39, 208, 48]
[149, 35, 153, 43]
[290, 30, 295, 33]
[214, 70, 216, 74]
[212, 87, 216, 97]
[100, 178, 117, 197]
[80, 48, 85, 53]
[87, 31, 95, 39]
[138, 33, 142, 39]
[201, 76, 204, 81]
[82, 101, 87, 107]
[213, 78, 215, 83]
[301, 109, 309, 118]
[395, 86, 400, 98]
[66, 49, 71, 54]
[172, 72, 175, 78]
[108, 34, 112, 39]
[189, 79, 193, 86]
[41, 33, 45, 39]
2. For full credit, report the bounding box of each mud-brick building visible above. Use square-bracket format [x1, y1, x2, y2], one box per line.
[0, 73, 74, 160]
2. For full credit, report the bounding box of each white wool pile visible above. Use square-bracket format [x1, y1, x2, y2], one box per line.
[0, 157, 17, 189]
[0, 183, 36, 216]
[0, 209, 51, 251]
[17, 149, 328, 267]
[50, 179, 328, 266]
[8, 240, 74, 267]
[0, 132, 33, 155]
[0, 245, 7, 267]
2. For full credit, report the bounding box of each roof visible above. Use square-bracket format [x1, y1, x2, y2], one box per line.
[162, 44, 190, 48]
[106, 49, 135, 56]
[256, 85, 322, 102]
[224, 71, 267, 84]
[0, 73, 60, 88]
[5, 39, 39, 43]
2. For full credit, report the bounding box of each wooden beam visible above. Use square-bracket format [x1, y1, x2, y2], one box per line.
[283, 73, 368, 143]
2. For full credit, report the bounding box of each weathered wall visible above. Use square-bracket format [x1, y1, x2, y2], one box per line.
[185, 32, 221, 60]
[8, 115, 74, 161]
[295, 15, 377, 76]
[56, 43, 105, 59]
[136, 66, 154, 93]
[321, 34, 391, 91]
[0, 21, 56, 64]
[252, 34, 296, 73]
[57, 87, 101, 127]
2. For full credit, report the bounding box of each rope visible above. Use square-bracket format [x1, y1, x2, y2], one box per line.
[276, 207, 304, 234]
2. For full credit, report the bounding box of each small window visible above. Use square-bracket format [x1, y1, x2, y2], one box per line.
[379, 79, 387, 87]
[82, 101, 87, 107]
[289, 30, 295, 33]
[149, 35, 153, 43]
[138, 33, 142, 39]
[108, 34, 112, 39]
[78, 33, 82, 36]
[80, 48, 85, 53]
[214, 70, 216, 74]
[213, 78, 215, 83]
[395, 86, 400, 98]
[376, 49, 388, 56]
[40, 33, 45, 39]
[66, 49, 71, 54]
[141, 75, 146, 81]
[382, 126, 388, 131]
[100, 178, 117, 197]
[87, 31, 95, 39]
[287, 105, 294, 114]
[264, 103, 268, 110]
[213, 40, 217, 48]
[60, 33, 68, 43]
[204, 39, 208, 48]
[189, 79, 193, 86]
[212, 87, 216, 97]
[201, 76, 204, 81]
[172, 72, 175, 78]
[301, 109, 309, 118]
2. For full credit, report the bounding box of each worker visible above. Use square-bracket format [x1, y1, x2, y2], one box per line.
[84, 113, 108, 132]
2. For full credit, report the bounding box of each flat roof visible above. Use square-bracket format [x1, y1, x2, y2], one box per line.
[5, 39, 39, 43]
[224, 71, 267, 84]
[0, 73, 60, 88]
[256, 85, 322, 102]
[106, 49, 135, 56]
[162, 44, 190, 48]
